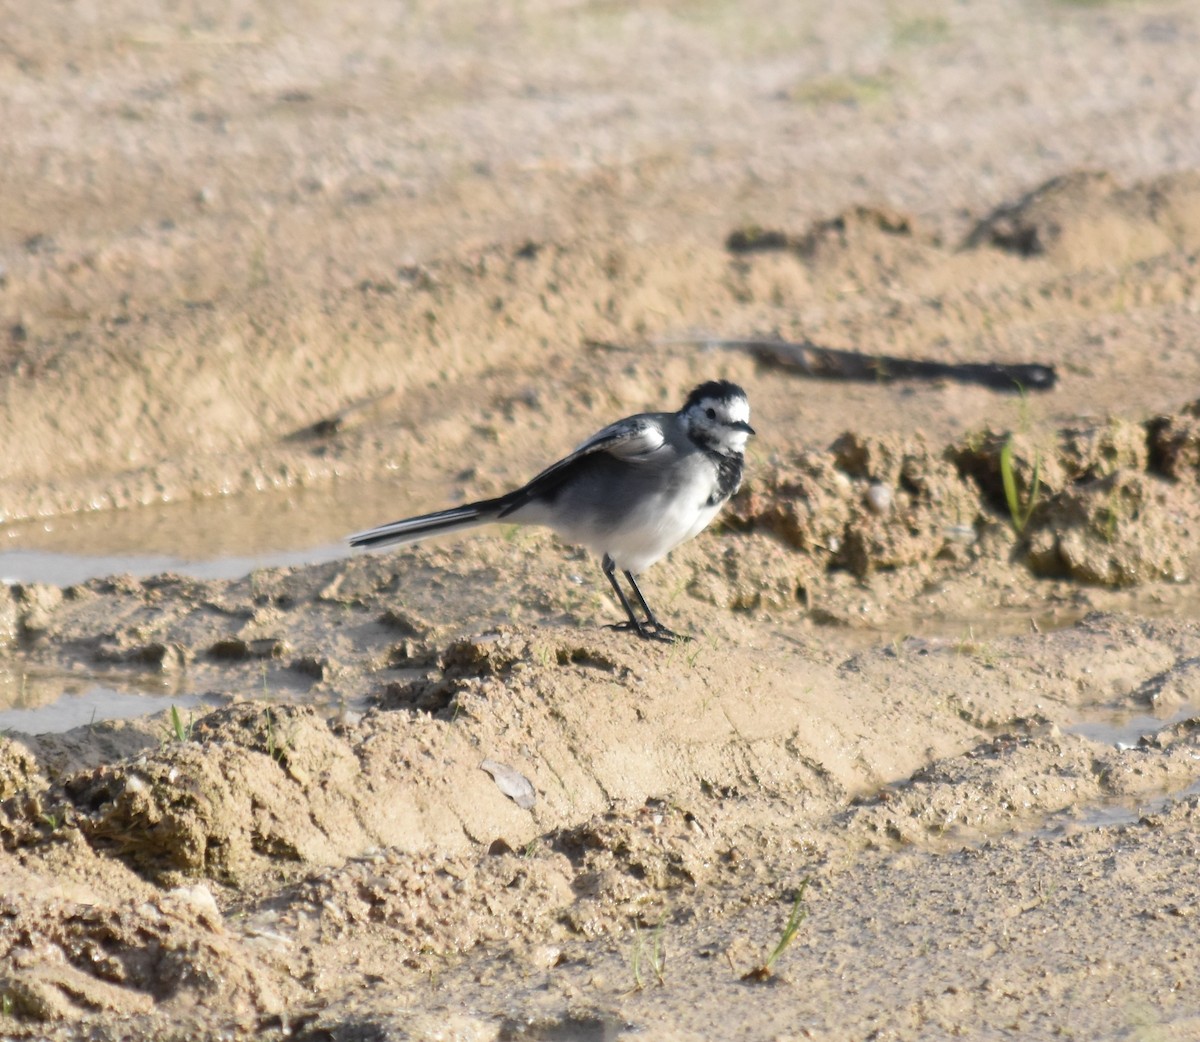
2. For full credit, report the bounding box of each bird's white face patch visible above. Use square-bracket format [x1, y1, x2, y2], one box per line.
[723, 395, 751, 427]
[685, 391, 753, 455]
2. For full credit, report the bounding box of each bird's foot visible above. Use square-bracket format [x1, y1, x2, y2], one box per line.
[608, 620, 691, 644]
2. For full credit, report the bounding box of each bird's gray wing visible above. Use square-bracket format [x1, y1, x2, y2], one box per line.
[496, 414, 666, 516]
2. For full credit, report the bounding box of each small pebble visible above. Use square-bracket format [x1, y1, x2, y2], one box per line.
[865, 482, 892, 515]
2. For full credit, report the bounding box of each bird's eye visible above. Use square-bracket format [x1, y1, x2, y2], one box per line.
[705, 407, 717, 420]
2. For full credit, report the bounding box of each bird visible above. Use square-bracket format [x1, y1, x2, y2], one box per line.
[348, 380, 755, 642]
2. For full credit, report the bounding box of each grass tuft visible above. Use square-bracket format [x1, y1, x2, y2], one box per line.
[168, 704, 194, 743]
[999, 436, 1041, 535]
[743, 878, 811, 981]
[630, 916, 667, 991]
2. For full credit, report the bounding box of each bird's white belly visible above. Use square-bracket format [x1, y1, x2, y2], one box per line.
[571, 474, 721, 574]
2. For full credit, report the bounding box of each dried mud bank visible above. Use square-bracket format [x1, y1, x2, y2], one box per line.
[3, 542, 1200, 1037]
[727, 395, 1200, 618]
[3, 391, 1200, 1034]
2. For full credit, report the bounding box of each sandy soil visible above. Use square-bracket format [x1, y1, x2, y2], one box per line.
[4, 1, 1200, 1039]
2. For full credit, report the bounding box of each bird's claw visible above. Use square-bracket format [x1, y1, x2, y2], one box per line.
[607, 620, 691, 644]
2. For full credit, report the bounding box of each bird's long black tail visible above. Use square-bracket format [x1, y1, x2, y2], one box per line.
[348, 494, 511, 550]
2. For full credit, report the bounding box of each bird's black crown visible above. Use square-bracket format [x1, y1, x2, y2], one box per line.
[683, 379, 747, 411]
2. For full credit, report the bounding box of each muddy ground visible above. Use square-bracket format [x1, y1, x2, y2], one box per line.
[4, 1, 1200, 1039]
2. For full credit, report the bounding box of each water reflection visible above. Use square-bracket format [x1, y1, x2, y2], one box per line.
[0, 684, 214, 735]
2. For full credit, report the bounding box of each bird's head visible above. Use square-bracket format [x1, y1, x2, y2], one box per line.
[680, 380, 755, 456]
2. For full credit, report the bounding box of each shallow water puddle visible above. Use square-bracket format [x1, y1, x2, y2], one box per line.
[1041, 777, 1200, 833]
[1038, 703, 1200, 833]
[1065, 703, 1197, 749]
[0, 486, 368, 732]
[0, 479, 443, 585]
[0, 685, 215, 735]
[0, 656, 357, 735]
[0, 663, 210, 735]
[0, 544, 347, 586]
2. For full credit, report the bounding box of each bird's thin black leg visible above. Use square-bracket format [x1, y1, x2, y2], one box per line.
[624, 570, 688, 643]
[600, 555, 687, 643]
[602, 554, 650, 638]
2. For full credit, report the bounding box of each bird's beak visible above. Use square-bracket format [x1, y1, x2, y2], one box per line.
[734, 421, 756, 436]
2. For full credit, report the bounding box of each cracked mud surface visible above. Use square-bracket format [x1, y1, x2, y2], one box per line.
[4, 1, 1200, 1039]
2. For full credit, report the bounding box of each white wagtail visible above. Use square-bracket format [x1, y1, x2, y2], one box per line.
[349, 380, 754, 642]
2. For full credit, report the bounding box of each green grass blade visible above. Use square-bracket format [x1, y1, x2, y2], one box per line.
[764, 878, 811, 971]
[1000, 437, 1022, 532]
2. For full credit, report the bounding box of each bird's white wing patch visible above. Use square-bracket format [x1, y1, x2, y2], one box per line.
[573, 416, 665, 460]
